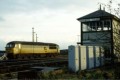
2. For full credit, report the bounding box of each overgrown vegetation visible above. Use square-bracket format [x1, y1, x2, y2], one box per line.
[37, 65, 118, 79]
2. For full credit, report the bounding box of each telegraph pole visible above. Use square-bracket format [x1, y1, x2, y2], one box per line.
[32, 27, 35, 54]
[32, 27, 35, 42]
[36, 34, 38, 42]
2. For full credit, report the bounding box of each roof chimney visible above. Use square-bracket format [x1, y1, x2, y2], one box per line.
[100, 4, 102, 10]
[103, 7, 105, 11]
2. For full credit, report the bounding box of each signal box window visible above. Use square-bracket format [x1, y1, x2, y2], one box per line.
[82, 20, 111, 32]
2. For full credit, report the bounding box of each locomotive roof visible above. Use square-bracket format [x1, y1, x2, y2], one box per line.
[7, 41, 58, 46]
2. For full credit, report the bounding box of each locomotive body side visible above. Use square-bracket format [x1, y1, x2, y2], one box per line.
[6, 41, 60, 59]
[20, 44, 48, 54]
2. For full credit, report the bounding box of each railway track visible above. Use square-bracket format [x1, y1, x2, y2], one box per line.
[0, 55, 68, 74]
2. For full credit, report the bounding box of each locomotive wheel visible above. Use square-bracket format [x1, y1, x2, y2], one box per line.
[17, 54, 22, 60]
[37, 54, 40, 58]
[23, 55, 28, 60]
[51, 54, 54, 57]
[29, 55, 34, 59]
[7, 53, 14, 59]
[14, 55, 18, 59]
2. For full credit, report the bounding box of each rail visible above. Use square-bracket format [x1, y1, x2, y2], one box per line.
[0, 56, 68, 74]
[0, 53, 8, 60]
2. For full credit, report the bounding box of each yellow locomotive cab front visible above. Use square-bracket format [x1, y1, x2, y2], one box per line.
[6, 42, 19, 59]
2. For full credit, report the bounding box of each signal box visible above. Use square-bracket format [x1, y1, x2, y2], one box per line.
[77, 9, 120, 60]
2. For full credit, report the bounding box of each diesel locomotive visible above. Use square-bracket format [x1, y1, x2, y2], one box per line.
[6, 41, 60, 59]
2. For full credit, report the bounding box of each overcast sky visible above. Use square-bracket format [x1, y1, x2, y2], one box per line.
[0, 0, 119, 50]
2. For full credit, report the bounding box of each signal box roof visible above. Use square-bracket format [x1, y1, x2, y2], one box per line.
[77, 9, 120, 21]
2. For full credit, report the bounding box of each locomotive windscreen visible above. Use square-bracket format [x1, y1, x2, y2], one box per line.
[6, 43, 15, 48]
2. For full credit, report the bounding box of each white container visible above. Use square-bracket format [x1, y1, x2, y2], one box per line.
[68, 45, 79, 72]
[94, 46, 100, 67]
[100, 47, 104, 66]
[68, 45, 104, 72]
[87, 46, 94, 69]
[80, 46, 87, 70]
